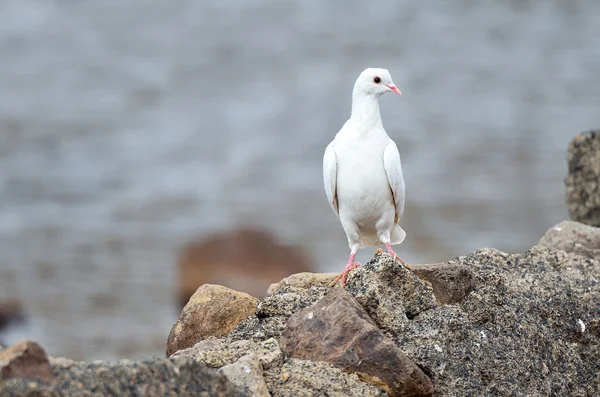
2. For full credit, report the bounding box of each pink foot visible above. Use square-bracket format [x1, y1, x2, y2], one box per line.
[386, 242, 408, 265]
[330, 253, 360, 288]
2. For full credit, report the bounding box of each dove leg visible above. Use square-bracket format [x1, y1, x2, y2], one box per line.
[330, 243, 360, 288]
[384, 241, 408, 265]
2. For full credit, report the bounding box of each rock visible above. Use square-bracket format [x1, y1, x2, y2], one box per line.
[281, 288, 435, 397]
[565, 130, 600, 227]
[265, 358, 387, 397]
[0, 340, 54, 383]
[410, 262, 475, 304]
[0, 356, 244, 397]
[391, 246, 600, 397]
[345, 253, 437, 334]
[178, 228, 314, 306]
[219, 354, 270, 397]
[266, 272, 338, 296]
[538, 220, 600, 260]
[171, 337, 283, 371]
[166, 284, 258, 356]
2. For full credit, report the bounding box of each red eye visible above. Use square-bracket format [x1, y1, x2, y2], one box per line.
[373, 76, 381, 84]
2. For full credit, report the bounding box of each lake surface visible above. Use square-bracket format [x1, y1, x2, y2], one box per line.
[0, 0, 598, 360]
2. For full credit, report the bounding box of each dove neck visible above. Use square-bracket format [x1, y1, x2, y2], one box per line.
[350, 93, 382, 129]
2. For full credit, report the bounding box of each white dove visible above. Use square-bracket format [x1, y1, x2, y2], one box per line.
[323, 67, 407, 287]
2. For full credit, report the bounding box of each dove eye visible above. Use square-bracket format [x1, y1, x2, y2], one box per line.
[373, 76, 381, 84]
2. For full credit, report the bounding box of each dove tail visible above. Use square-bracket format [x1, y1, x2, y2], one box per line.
[389, 224, 406, 245]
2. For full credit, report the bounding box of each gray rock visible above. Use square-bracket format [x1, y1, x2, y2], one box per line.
[539, 220, 600, 260]
[219, 354, 269, 397]
[565, 130, 600, 226]
[0, 356, 244, 397]
[346, 253, 437, 335]
[392, 246, 600, 397]
[265, 358, 387, 397]
[410, 262, 475, 304]
[171, 337, 282, 371]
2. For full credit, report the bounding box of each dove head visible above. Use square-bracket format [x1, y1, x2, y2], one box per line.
[353, 68, 402, 98]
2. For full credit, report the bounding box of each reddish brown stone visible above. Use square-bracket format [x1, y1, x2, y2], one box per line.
[281, 288, 435, 397]
[178, 228, 314, 306]
[167, 284, 258, 357]
[0, 340, 54, 382]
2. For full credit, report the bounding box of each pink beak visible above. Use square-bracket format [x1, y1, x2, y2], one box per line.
[386, 83, 402, 96]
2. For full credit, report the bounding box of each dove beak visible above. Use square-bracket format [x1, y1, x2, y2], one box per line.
[386, 83, 402, 96]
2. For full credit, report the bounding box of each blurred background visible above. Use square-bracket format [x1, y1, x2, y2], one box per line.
[0, 0, 599, 361]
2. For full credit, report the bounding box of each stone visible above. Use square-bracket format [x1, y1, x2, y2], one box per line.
[410, 262, 475, 304]
[281, 288, 435, 397]
[219, 354, 270, 397]
[171, 337, 283, 371]
[0, 300, 25, 336]
[265, 358, 387, 397]
[538, 220, 600, 260]
[178, 228, 314, 306]
[391, 246, 600, 397]
[266, 272, 338, 296]
[0, 356, 244, 396]
[0, 340, 54, 383]
[565, 130, 600, 227]
[345, 253, 437, 334]
[166, 284, 258, 356]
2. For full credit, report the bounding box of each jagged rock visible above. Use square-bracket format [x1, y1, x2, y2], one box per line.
[265, 358, 387, 397]
[391, 246, 600, 397]
[166, 284, 258, 356]
[410, 262, 474, 305]
[538, 220, 600, 260]
[565, 130, 600, 227]
[266, 272, 338, 296]
[171, 337, 282, 371]
[0, 356, 243, 397]
[220, 354, 270, 397]
[281, 288, 435, 397]
[345, 253, 437, 334]
[0, 340, 54, 383]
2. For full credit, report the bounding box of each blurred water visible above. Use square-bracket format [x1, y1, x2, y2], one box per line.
[0, 0, 598, 360]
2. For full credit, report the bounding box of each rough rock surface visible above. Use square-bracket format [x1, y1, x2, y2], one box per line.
[266, 358, 387, 397]
[0, 357, 243, 397]
[565, 130, 600, 226]
[539, 220, 600, 260]
[214, 247, 599, 397]
[0, 340, 54, 383]
[266, 272, 338, 296]
[410, 262, 475, 304]
[345, 253, 437, 335]
[281, 287, 435, 397]
[166, 284, 258, 356]
[219, 354, 270, 397]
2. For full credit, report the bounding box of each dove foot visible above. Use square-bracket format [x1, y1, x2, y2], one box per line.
[330, 261, 361, 288]
[385, 242, 409, 266]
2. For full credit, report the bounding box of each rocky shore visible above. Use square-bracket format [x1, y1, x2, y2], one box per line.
[1, 131, 599, 396]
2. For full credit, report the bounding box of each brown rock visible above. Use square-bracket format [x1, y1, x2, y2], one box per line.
[0, 340, 54, 382]
[178, 228, 314, 306]
[538, 220, 600, 260]
[219, 354, 270, 397]
[166, 284, 258, 356]
[410, 263, 474, 304]
[266, 272, 339, 296]
[0, 299, 25, 331]
[281, 288, 435, 397]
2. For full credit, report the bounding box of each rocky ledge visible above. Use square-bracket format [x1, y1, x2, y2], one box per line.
[1, 220, 599, 396]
